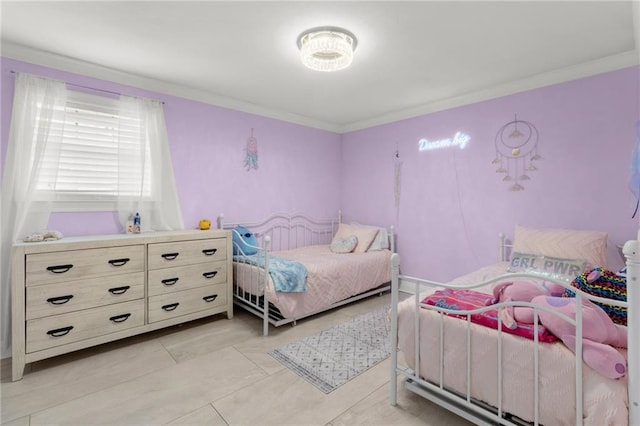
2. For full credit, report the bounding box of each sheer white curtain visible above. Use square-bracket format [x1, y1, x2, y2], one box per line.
[1, 73, 67, 358]
[116, 96, 183, 231]
[1, 76, 183, 359]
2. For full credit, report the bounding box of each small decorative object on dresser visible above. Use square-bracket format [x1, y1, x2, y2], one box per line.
[11, 229, 233, 381]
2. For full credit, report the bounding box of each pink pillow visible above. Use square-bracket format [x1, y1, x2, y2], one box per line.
[333, 223, 379, 253]
[512, 225, 608, 268]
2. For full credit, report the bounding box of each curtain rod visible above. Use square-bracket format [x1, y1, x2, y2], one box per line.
[9, 70, 166, 104]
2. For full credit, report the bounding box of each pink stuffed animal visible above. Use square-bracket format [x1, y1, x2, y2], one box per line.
[492, 279, 565, 304]
[493, 281, 627, 379]
[491, 280, 565, 329]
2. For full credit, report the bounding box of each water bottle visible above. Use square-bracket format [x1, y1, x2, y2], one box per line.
[134, 212, 141, 234]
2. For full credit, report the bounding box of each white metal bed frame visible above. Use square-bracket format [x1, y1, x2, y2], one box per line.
[218, 212, 395, 336]
[389, 236, 638, 426]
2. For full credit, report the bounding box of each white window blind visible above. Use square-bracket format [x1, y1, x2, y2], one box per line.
[35, 90, 151, 209]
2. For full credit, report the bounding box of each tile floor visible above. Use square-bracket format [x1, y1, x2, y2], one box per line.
[1, 294, 471, 425]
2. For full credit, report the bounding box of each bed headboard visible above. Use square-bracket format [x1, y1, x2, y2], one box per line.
[499, 232, 512, 262]
[218, 212, 341, 252]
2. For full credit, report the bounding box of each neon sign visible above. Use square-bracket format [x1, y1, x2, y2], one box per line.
[418, 131, 470, 151]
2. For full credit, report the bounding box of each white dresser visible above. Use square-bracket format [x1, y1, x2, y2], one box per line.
[11, 230, 232, 381]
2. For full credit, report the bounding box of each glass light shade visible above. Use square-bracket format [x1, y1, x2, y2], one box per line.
[297, 27, 357, 72]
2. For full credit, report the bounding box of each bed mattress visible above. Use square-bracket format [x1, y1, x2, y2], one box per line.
[234, 245, 391, 319]
[396, 262, 629, 426]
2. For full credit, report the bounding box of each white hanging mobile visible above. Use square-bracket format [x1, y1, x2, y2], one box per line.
[492, 114, 540, 191]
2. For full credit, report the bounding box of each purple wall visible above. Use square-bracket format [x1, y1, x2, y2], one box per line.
[2, 57, 638, 282]
[341, 66, 640, 281]
[1, 57, 342, 235]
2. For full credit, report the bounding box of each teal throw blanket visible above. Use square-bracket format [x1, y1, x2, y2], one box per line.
[234, 254, 307, 293]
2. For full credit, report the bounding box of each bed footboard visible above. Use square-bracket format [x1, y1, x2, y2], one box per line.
[218, 212, 338, 336]
[220, 211, 330, 336]
[389, 252, 631, 426]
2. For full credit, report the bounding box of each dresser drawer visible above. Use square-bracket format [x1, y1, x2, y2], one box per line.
[26, 299, 145, 353]
[148, 238, 226, 270]
[148, 261, 226, 296]
[26, 245, 144, 286]
[148, 283, 227, 323]
[26, 272, 144, 320]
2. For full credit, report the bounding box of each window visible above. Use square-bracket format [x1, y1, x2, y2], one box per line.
[35, 90, 152, 210]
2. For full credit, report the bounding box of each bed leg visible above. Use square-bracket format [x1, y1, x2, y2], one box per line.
[262, 306, 269, 336]
[390, 253, 400, 406]
[624, 240, 640, 426]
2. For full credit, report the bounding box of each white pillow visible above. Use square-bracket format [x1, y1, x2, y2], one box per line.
[349, 223, 390, 251]
[333, 223, 379, 253]
[507, 252, 587, 282]
[330, 235, 358, 254]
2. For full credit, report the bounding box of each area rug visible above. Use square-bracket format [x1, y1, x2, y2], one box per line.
[269, 307, 391, 393]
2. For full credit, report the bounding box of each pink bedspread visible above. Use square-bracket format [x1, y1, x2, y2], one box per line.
[397, 262, 629, 426]
[234, 245, 391, 319]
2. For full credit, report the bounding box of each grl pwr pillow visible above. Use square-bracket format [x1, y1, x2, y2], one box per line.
[508, 252, 587, 282]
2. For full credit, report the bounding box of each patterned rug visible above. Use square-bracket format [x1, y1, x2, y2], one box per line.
[269, 307, 391, 393]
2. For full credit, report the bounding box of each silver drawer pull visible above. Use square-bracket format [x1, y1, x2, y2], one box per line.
[161, 278, 179, 286]
[108, 286, 131, 295]
[161, 253, 179, 261]
[202, 248, 217, 256]
[109, 313, 131, 323]
[46, 264, 74, 274]
[161, 303, 179, 312]
[46, 295, 74, 305]
[47, 326, 73, 337]
[202, 271, 218, 279]
[108, 258, 130, 267]
[202, 294, 218, 303]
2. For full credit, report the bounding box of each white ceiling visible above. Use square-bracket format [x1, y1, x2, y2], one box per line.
[2, 1, 639, 133]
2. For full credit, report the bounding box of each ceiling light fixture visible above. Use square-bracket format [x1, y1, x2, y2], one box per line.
[296, 26, 358, 72]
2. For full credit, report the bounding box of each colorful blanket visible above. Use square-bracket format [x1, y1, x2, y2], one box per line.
[562, 267, 627, 326]
[234, 254, 308, 293]
[421, 288, 557, 343]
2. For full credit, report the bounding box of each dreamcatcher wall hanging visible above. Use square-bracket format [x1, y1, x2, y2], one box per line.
[244, 128, 258, 171]
[492, 115, 540, 191]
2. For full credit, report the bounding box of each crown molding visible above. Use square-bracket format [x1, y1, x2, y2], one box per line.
[1, 42, 341, 133]
[3, 42, 637, 135]
[340, 49, 640, 133]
